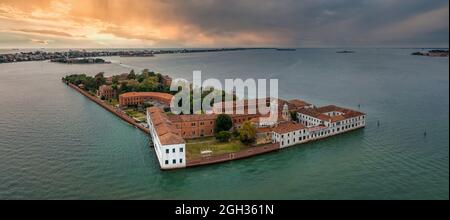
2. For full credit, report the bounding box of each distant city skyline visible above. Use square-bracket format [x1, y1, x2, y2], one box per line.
[0, 0, 448, 48]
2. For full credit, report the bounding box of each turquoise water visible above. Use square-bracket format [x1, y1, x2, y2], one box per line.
[0, 49, 448, 199]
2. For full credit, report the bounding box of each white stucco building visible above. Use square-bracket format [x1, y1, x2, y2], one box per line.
[270, 105, 366, 148]
[147, 107, 186, 170]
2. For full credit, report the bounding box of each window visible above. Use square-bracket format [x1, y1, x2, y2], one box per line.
[173, 159, 176, 164]
[165, 160, 169, 165]
[180, 159, 183, 163]
[166, 149, 169, 154]
[180, 148, 184, 153]
[172, 148, 176, 153]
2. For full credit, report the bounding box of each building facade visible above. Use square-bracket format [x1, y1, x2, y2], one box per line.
[270, 105, 367, 148]
[147, 107, 186, 170]
[161, 75, 173, 87]
[146, 97, 366, 170]
[119, 92, 174, 108]
[97, 85, 116, 100]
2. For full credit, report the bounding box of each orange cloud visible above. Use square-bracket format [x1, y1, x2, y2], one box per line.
[30, 39, 50, 44]
[0, 0, 290, 48]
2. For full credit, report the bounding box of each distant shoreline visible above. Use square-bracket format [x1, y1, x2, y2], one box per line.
[412, 50, 449, 57]
[0, 48, 275, 64]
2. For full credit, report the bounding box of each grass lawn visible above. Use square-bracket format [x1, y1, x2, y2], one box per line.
[124, 109, 147, 122]
[105, 98, 119, 107]
[186, 136, 250, 160]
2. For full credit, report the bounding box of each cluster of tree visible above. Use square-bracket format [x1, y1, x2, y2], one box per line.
[63, 72, 105, 92]
[173, 86, 238, 115]
[239, 121, 256, 144]
[214, 114, 256, 145]
[115, 69, 170, 94]
[214, 114, 233, 142]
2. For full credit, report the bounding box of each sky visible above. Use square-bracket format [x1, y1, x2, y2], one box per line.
[0, 0, 448, 48]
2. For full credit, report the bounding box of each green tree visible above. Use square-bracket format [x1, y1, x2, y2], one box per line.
[290, 111, 298, 122]
[239, 121, 256, 144]
[215, 131, 232, 142]
[214, 114, 233, 133]
[94, 72, 106, 89]
[156, 73, 163, 83]
[128, 69, 136, 80]
[112, 75, 120, 84]
[84, 76, 97, 91]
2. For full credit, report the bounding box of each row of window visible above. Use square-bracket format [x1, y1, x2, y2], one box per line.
[166, 148, 184, 154]
[165, 159, 183, 165]
[182, 129, 214, 136]
[277, 122, 364, 146]
[190, 121, 214, 127]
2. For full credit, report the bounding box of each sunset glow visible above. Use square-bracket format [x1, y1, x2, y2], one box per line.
[0, 0, 448, 48]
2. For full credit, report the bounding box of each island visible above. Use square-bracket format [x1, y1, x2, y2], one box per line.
[0, 48, 275, 64]
[51, 57, 110, 64]
[62, 69, 366, 170]
[411, 50, 449, 57]
[336, 50, 355, 54]
[276, 48, 297, 51]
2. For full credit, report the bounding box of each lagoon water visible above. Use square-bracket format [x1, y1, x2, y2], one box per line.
[0, 49, 448, 199]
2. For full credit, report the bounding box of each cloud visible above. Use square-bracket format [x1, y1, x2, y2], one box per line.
[368, 4, 449, 42]
[0, 0, 448, 48]
[30, 39, 50, 45]
[12, 28, 82, 38]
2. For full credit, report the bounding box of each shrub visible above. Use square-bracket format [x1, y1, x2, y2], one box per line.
[215, 131, 232, 142]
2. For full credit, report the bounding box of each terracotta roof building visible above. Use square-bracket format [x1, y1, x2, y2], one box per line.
[147, 107, 186, 170]
[97, 85, 116, 100]
[119, 92, 174, 107]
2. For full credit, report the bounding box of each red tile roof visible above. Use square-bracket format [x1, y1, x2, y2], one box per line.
[148, 107, 185, 145]
[272, 122, 306, 134]
[168, 114, 217, 122]
[298, 105, 365, 123]
[121, 92, 173, 100]
[288, 99, 312, 109]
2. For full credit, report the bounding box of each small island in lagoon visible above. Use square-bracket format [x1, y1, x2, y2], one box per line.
[336, 50, 355, 54]
[411, 49, 449, 57]
[276, 48, 297, 51]
[51, 57, 111, 64]
[62, 68, 366, 170]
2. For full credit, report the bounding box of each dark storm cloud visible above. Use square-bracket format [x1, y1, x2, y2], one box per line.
[164, 0, 449, 47]
[0, 0, 448, 47]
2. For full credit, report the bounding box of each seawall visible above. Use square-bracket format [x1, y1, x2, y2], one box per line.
[65, 82, 150, 134]
[186, 143, 280, 168]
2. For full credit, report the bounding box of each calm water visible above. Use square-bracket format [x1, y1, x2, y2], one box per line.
[0, 49, 448, 199]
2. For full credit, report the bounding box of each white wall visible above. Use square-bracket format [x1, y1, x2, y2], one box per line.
[272, 115, 366, 148]
[147, 110, 186, 170]
[159, 144, 186, 169]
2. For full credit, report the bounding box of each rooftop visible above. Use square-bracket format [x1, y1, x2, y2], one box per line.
[272, 122, 306, 134]
[148, 107, 185, 145]
[120, 92, 174, 101]
[288, 99, 312, 109]
[168, 114, 218, 123]
[298, 105, 365, 122]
